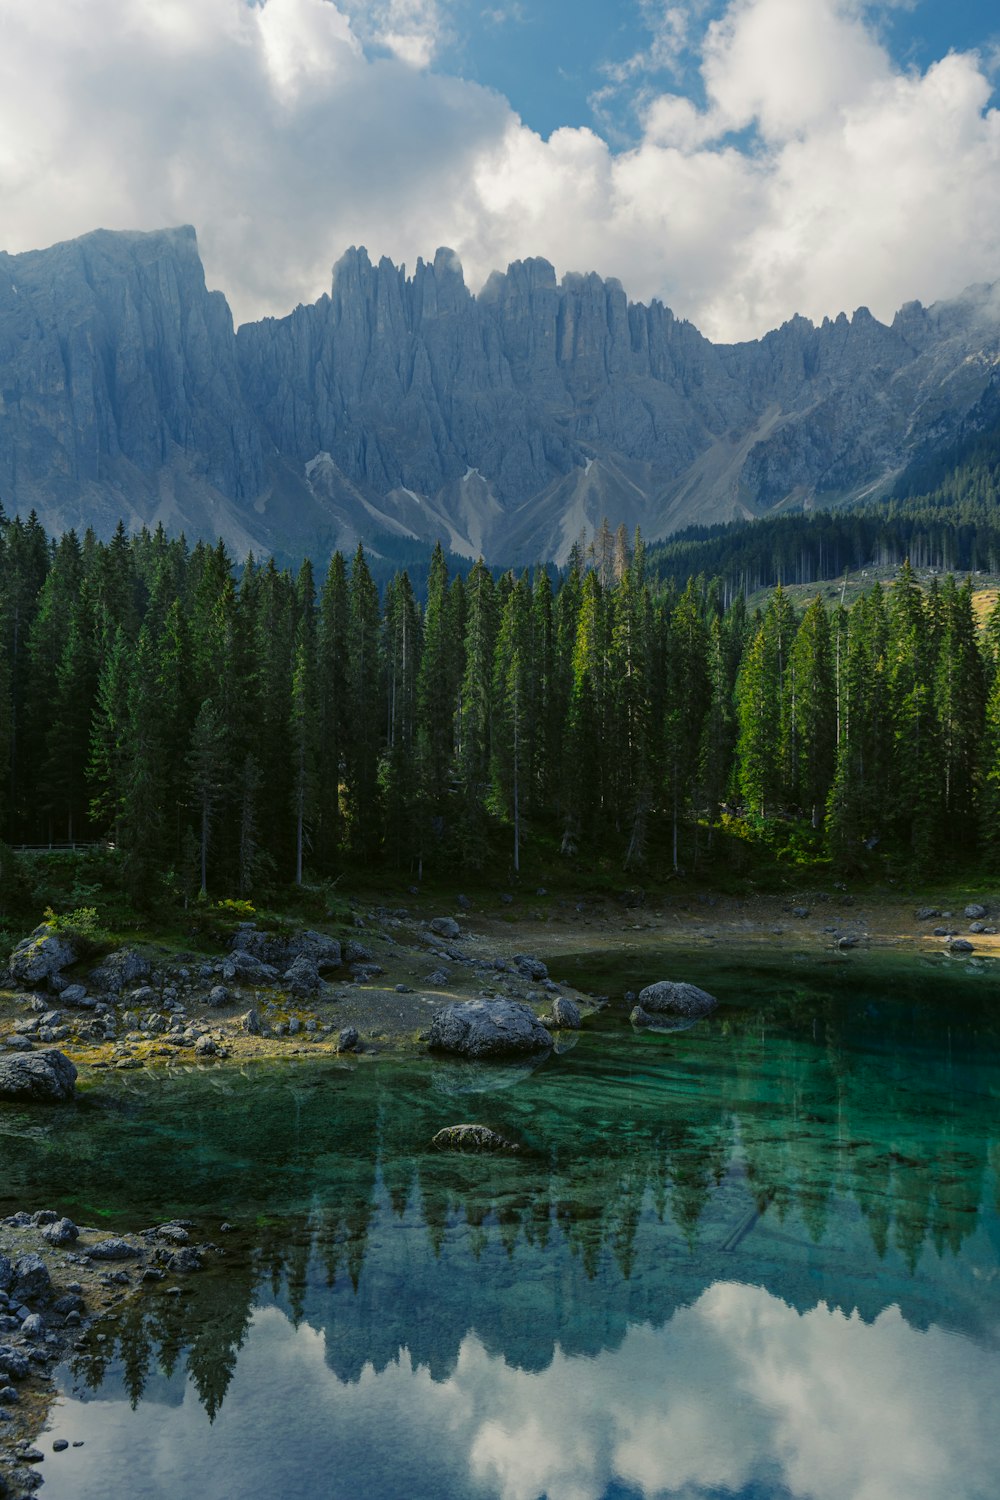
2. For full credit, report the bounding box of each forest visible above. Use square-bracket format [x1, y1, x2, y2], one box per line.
[0, 504, 998, 909]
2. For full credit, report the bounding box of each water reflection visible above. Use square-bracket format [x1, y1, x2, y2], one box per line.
[5, 954, 999, 1495]
[45, 1285, 1000, 1500]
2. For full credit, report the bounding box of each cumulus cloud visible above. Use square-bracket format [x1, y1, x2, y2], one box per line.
[0, 0, 998, 338]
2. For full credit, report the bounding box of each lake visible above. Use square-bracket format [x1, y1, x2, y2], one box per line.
[4, 949, 999, 1499]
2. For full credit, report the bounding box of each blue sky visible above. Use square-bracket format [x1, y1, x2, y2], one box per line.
[3, 0, 1000, 340]
[433, 1, 999, 141]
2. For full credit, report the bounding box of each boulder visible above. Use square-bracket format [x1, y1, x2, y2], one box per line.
[41, 1218, 79, 1247]
[914, 907, 940, 920]
[222, 951, 279, 985]
[8, 925, 76, 989]
[241, 1009, 262, 1036]
[336, 1026, 360, 1053]
[948, 938, 975, 954]
[428, 1000, 552, 1060]
[59, 984, 90, 1007]
[0, 1256, 11, 1293]
[344, 941, 374, 964]
[964, 904, 988, 920]
[288, 931, 342, 972]
[87, 1238, 142, 1261]
[89, 948, 150, 993]
[283, 954, 321, 997]
[0, 1347, 29, 1381]
[514, 954, 548, 981]
[429, 917, 461, 940]
[11, 1254, 50, 1304]
[206, 985, 230, 1007]
[0, 1049, 77, 1102]
[230, 927, 290, 967]
[432, 1124, 519, 1151]
[637, 980, 718, 1019]
[551, 996, 581, 1030]
[194, 1036, 217, 1057]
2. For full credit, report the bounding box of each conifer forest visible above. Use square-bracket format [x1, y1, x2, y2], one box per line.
[0, 508, 998, 904]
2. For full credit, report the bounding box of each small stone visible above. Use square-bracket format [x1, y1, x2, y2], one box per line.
[52, 1439, 69, 1452]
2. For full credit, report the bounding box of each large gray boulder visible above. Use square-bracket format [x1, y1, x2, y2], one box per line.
[222, 951, 279, 985]
[90, 948, 150, 993]
[429, 917, 461, 940]
[230, 927, 289, 967]
[288, 931, 342, 971]
[428, 1000, 552, 1060]
[8, 925, 76, 988]
[283, 954, 321, 997]
[637, 980, 718, 1019]
[0, 1049, 77, 1102]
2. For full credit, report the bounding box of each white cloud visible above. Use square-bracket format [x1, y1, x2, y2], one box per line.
[0, 0, 998, 339]
[45, 1286, 1000, 1500]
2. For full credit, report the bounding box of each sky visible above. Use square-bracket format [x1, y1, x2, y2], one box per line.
[0, 0, 999, 340]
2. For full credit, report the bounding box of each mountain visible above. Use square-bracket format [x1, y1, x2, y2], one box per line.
[2, 226, 999, 564]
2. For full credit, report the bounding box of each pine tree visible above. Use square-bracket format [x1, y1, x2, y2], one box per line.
[188, 700, 226, 896]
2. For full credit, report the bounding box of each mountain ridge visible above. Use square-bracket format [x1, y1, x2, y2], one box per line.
[1, 225, 998, 563]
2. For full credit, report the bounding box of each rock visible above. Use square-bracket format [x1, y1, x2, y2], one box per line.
[288, 931, 342, 971]
[41, 1218, 79, 1247]
[206, 985, 230, 1007]
[344, 941, 373, 964]
[837, 935, 859, 949]
[12, 1255, 50, 1304]
[89, 948, 150, 993]
[59, 984, 89, 1007]
[432, 1124, 519, 1151]
[425, 969, 449, 985]
[194, 1036, 217, 1057]
[551, 996, 581, 1030]
[637, 980, 718, 1018]
[87, 1238, 142, 1261]
[8, 925, 76, 989]
[19, 1314, 44, 1340]
[514, 954, 548, 982]
[457, 894, 471, 910]
[0, 1050, 77, 1102]
[914, 907, 940, 920]
[0, 1347, 29, 1381]
[241, 1008, 262, 1036]
[791, 907, 810, 919]
[0, 1258, 11, 1294]
[336, 1026, 360, 1053]
[427, 1000, 552, 1060]
[429, 917, 461, 940]
[964, 904, 988, 920]
[221, 952, 279, 985]
[933, 927, 957, 937]
[969, 921, 986, 934]
[5, 1035, 33, 1052]
[230, 927, 289, 967]
[351, 962, 385, 981]
[161, 1247, 202, 1273]
[948, 938, 975, 953]
[283, 954, 321, 996]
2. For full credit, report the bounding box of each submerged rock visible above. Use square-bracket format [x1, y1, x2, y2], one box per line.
[0, 1050, 77, 1102]
[637, 980, 718, 1019]
[428, 1000, 552, 1060]
[432, 1124, 519, 1152]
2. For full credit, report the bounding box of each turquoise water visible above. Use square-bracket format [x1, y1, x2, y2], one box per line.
[4, 951, 1000, 1499]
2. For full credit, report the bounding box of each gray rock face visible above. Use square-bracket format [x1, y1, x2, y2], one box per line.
[8, 926, 76, 989]
[0, 1049, 77, 1102]
[4, 229, 1000, 564]
[428, 1000, 552, 1060]
[637, 980, 718, 1019]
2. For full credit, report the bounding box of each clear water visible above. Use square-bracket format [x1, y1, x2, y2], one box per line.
[4, 950, 1000, 1499]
